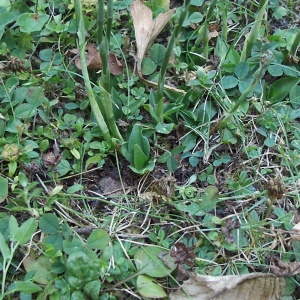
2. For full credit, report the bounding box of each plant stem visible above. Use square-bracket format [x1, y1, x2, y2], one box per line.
[240, 0, 268, 62]
[74, 0, 112, 144]
[211, 51, 274, 133]
[156, 0, 191, 122]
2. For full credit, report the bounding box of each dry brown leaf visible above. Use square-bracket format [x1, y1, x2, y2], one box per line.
[108, 52, 124, 75]
[74, 43, 102, 70]
[170, 273, 285, 300]
[270, 257, 300, 276]
[290, 222, 300, 241]
[67, 43, 124, 75]
[130, 0, 174, 76]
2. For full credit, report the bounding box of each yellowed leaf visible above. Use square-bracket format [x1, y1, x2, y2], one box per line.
[130, 0, 174, 76]
[170, 273, 285, 300]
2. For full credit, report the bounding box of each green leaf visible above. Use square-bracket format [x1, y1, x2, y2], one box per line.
[183, 12, 203, 27]
[141, 57, 157, 75]
[167, 156, 178, 172]
[150, 44, 165, 64]
[9, 215, 19, 238]
[23, 254, 54, 284]
[0, 12, 15, 27]
[134, 246, 175, 277]
[39, 214, 60, 234]
[25, 87, 45, 106]
[155, 122, 174, 134]
[200, 186, 219, 212]
[133, 144, 148, 170]
[268, 77, 300, 103]
[0, 232, 10, 260]
[264, 137, 276, 147]
[136, 275, 167, 298]
[17, 13, 49, 33]
[83, 281, 101, 299]
[14, 103, 36, 119]
[220, 75, 238, 89]
[0, 175, 8, 203]
[129, 159, 155, 175]
[12, 218, 37, 245]
[268, 64, 283, 77]
[128, 125, 150, 160]
[87, 229, 110, 250]
[9, 281, 42, 294]
[234, 62, 249, 79]
[66, 252, 99, 289]
[67, 184, 83, 194]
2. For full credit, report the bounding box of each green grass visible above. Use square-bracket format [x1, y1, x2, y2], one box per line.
[0, 0, 300, 299]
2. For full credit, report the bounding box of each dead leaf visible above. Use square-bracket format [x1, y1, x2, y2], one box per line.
[208, 24, 219, 39]
[74, 43, 102, 70]
[130, 0, 174, 76]
[67, 43, 124, 75]
[170, 273, 285, 300]
[108, 52, 124, 75]
[290, 222, 300, 241]
[270, 257, 300, 276]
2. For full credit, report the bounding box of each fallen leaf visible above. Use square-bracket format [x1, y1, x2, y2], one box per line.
[270, 257, 300, 276]
[290, 222, 300, 241]
[75, 43, 102, 70]
[130, 0, 174, 77]
[108, 52, 124, 75]
[170, 273, 285, 300]
[67, 43, 124, 75]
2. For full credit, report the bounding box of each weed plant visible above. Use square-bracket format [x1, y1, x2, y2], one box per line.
[0, 0, 300, 299]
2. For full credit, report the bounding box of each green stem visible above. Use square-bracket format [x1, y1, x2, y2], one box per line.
[99, 85, 123, 141]
[240, 0, 268, 62]
[74, 0, 112, 144]
[213, 51, 274, 131]
[156, 0, 191, 122]
[106, 0, 113, 44]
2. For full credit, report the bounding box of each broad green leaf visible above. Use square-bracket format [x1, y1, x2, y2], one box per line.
[0, 232, 10, 259]
[141, 57, 157, 76]
[23, 254, 54, 284]
[9, 215, 19, 238]
[66, 252, 99, 289]
[220, 75, 238, 89]
[70, 148, 80, 159]
[150, 44, 165, 64]
[17, 13, 49, 33]
[190, 0, 204, 6]
[9, 281, 42, 293]
[268, 77, 300, 103]
[167, 156, 178, 172]
[25, 87, 45, 106]
[83, 281, 101, 299]
[290, 84, 300, 108]
[200, 186, 219, 212]
[136, 275, 167, 298]
[39, 214, 60, 234]
[0, 175, 8, 203]
[87, 229, 110, 250]
[234, 61, 249, 79]
[0, 12, 15, 27]
[264, 137, 276, 147]
[183, 12, 203, 27]
[14, 104, 36, 119]
[134, 246, 175, 277]
[12, 218, 37, 245]
[155, 122, 174, 134]
[268, 64, 283, 77]
[129, 125, 150, 159]
[50, 185, 64, 196]
[133, 144, 148, 170]
[67, 184, 83, 194]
